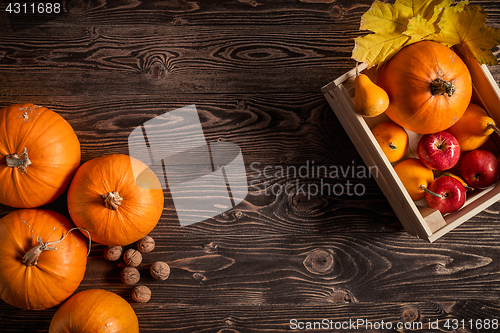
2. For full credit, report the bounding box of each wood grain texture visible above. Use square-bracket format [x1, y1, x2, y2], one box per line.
[1, 0, 500, 332]
[0, 25, 355, 95]
[2, 301, 500, 332]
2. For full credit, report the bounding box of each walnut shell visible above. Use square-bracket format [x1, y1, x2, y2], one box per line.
[150, 261, 170, 280]
[123, 248, 142, 267]
[104, 246, 123, 261]
[121, 267, 140, 285]
[131, 285, 151, 303]
[137, 236, 155, 253]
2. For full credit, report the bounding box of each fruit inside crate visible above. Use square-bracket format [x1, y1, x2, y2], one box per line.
[323, 45, 500, 242]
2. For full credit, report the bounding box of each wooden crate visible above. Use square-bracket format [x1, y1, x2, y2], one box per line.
[322, 46, 500, 242]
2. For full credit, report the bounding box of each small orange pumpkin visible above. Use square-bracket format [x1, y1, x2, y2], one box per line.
[377, 41, 472, 134]
[0, 209, 88, 310]
[67, 154, 164, 246]
[0, 103, 81, 208]
[49, 289, 139, 333]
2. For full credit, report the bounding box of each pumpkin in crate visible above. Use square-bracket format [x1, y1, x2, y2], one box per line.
[377, 41, 472, 134]
[67, 154, 164, 246]
[49, 289, 139, 333]
[0, 103, 81, 208]
[0, 209, 88, 310]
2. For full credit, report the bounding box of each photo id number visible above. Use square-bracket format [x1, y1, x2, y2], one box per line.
[6, 2, 61, 14]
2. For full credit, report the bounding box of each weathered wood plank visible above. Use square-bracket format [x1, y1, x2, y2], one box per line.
[0, 24, 358, 95]
[3, 0, 499, 29]
[2, 0, 373, 29]
[0, 93, 361, 163]
[2, 301, 499, 333]
[3, 228, 500, 310]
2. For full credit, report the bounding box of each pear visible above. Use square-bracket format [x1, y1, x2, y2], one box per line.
[354, 65, 390, 117]
[447, 103, 500, 151]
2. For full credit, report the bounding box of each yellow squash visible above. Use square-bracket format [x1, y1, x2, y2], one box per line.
[354, 66, 389, 117]
[446, 103, 499, 151]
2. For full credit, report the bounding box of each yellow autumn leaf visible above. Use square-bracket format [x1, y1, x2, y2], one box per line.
[431, 1, 500, 65]
[404, 15, 437, 42]
[404, 0, 451, 43]
[352, 33, 409, 67]
[353, 0, 451, 67]
[352, 0, 500, 67]
[359, 1, 411, 35]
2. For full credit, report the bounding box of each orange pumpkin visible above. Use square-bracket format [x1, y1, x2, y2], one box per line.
[0, 209, 88, 310]
[0, 103, 81, 208]
[67, 154, 164, 246]
[49, 289, 139, 333]
[377, 41, 472, 134]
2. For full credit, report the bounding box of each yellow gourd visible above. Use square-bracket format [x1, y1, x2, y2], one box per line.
[446, 103, 500, 151]
[354, 64, 390, 117]
[394, 158, 434, 201]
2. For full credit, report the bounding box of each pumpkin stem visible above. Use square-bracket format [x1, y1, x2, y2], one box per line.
[430, 78, 456, 97]
[6, 147, 31, 173]
[22, 227, 92, 267]
[102, 191, 123, 210]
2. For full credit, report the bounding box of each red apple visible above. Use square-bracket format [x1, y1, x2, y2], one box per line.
[417, 131, 461, 171]
[424, 176, 466, 214]
[460, 149, 500, 189]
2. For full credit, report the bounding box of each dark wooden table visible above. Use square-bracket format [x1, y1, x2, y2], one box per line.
[1, 1, 500, 332]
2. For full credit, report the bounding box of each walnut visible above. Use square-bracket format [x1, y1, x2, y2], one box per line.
[137, 236, 155, 253]
[121, 267, 140, 285]
[150, 261, 170, 280]
[104, 246, 123, 261]
[131, 285, 151, 303]
[123, 248, 142, 267]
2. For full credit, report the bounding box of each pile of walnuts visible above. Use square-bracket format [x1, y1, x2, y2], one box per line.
[104, 235, 170, 303]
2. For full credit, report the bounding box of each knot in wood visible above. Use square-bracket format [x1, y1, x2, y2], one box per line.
[193, 272, 206, 281]
[236, 100, 247, 110]
[279, 154, 289, 164]
[290, 187, 327, 217]
[173, 17, 188, 26]
[238, 0, 258, 7]
[87, 27, 99, 38]
[328, 289, 355, 303]
[223, 317, 235, 326]
[303, 249, 334, 275]
[457, 329, 473, 333]
[150, 62, 167, 79]
[204, 242, 218, 253]
[401, 306, 420, 323]
[329, 4, 343, 19]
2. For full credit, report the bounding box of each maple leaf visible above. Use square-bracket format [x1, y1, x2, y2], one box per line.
[353, 0, 450, 67]
[430, 1, 500, 65]
[352, 0, 500, 67]
[404, 0, 451, 43]
[352, 32, 409, 67]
